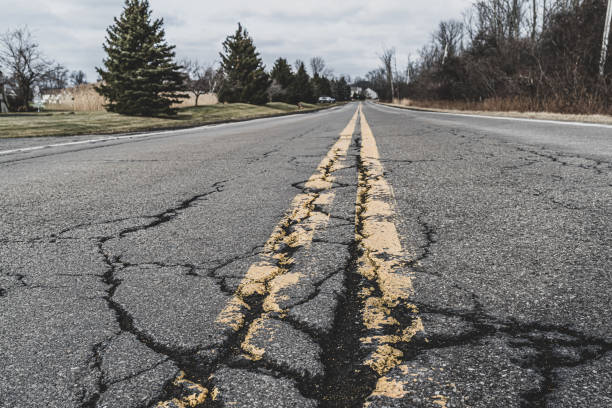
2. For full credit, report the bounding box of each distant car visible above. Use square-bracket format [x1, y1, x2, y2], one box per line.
[318, 96, 336, 104]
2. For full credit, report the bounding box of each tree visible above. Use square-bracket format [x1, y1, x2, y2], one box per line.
[311, 73, 332, 99]
[40, 63, 69, 92]
[0, 70, 8, 112]
[435, 20, 464, 63]
[379, 48, 396, 101]
[310, 57, 326, 76]
[331, 76, 351, 101]
[96, 0, 187, 116]
[287, 61, 314, 104]
[0, 27, 52, 111]
[270, 58, 293, 88]
[269, 58, 293, 102]
[70, 70, 87, 86]
[182, 59, 222, 106]
[218, 23, 270, 105]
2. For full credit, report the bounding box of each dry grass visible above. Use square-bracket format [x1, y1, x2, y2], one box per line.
[44, 84, 218, 112]
[389, 98, 612, 125]
[173, 93, 218, 108]
[44, 84, 107, 112]
[0, 102, 337, 138]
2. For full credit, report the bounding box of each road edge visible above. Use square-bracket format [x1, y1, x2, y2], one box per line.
[374, 101, 612, 127]
[0, 102, 349, 140]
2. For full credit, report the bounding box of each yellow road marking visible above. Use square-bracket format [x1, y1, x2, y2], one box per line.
[356, 105, 424, 401]
[216, 107, 359, 360]
[157, 109, 358, 406]
[156, 371, 216, 408]
[158, 105, 423, 406]
[370, 376, 408, 399]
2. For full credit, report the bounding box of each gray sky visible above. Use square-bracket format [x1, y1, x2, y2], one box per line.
[1, 0, 473, 82]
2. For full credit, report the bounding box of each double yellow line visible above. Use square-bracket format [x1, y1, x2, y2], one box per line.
[156, 104, 422, 407]
[357, 105, 424, 402]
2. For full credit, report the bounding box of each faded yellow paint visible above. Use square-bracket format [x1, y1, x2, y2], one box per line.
[362, 296, 400, 330]
[432, 394, 449, 407]
[356, 104, 425, 399]
[359, 286, 375, 298]
[314, 191, 334, 206]
[370, 376, 408, 399]
[156, 398, 186, 408]
[215, 295, 250, 331]
[238, 262, 280, 297]
[215, 107, 359, 336]
[364, 344, 403, 376]
[155, 371, 210, 408]
[304, 177, 334, 191]
[241, 316, 266, 361]
[263, 272, 303, 314]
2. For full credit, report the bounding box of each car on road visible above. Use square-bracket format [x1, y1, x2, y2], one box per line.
[318, 96, 336, 104]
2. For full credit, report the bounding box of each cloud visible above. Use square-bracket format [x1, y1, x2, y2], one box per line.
[0, 0, 473, 81]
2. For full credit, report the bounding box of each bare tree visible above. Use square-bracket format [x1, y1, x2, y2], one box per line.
[379, 48, 395, 101]
[435, 20, 464, 64]
[182, 59, 222, 106]
[70, 70, 87, 86]
[310, 56, 326, 76]
[0, 69, 8, 112]
[601, 0, 612, 76]
[40, 63, 69, 92]
[294, 59, 305, 72]
[0, 27, 52, 110]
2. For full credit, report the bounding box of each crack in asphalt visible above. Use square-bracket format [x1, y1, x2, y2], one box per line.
[151, 120, 359, 406]
[515, 147, 611, 175]
[312, 135, 380, 407]
[73, 181, 227, 408]
[82, 340, 111, 408]
[405, 220, 439, 277]
[400, 299, 612, 408]
[106, 357, 172, 388]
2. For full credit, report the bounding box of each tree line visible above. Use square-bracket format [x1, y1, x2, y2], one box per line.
[359, 0, 612, 114]
[1, 0, 352, 115]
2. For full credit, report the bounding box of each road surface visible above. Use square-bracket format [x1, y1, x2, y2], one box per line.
[1, 102, 610, 407]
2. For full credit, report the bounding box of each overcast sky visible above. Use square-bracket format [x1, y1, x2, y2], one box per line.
[1, 0, 473, 82]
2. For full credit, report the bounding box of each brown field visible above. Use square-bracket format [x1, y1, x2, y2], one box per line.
[44, 84, 218, 112]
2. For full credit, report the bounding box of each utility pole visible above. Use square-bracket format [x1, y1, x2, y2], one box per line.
[600, 0, 612, 77]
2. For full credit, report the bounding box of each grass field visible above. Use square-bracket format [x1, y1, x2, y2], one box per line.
[0, 102, 337, 139]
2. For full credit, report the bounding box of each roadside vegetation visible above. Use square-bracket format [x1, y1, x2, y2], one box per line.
[0, 102, 338, 139]
[356, 0, 612, 115]
[0, 0, 352, 139]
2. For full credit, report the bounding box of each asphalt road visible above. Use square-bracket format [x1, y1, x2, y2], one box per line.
[1, 102, 610, 408]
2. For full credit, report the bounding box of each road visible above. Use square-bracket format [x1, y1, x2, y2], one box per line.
[1, 102, 610, 407]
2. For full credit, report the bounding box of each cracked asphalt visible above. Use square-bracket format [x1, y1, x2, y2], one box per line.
[1, 102, 610, 407]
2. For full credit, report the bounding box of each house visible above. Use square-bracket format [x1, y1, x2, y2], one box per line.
[351, 86, 378, 100]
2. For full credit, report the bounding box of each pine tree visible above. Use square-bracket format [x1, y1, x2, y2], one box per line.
[96, 0, 186, 116]
[218, 24, 270, 105]
[287, 61, 314, 104]
[311, 73, 332, 99]
[270, 58, 293, 89]
[332, 76, 352, 101]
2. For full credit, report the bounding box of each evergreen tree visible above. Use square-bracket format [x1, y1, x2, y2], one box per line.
[287, 61, 314, 104]
[332, 76, 352, 101]
[270, 58, 293, 89]
[311, 73, 332, 99]
[96, 0, 186, 116]
[218, 24, 270, 105]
